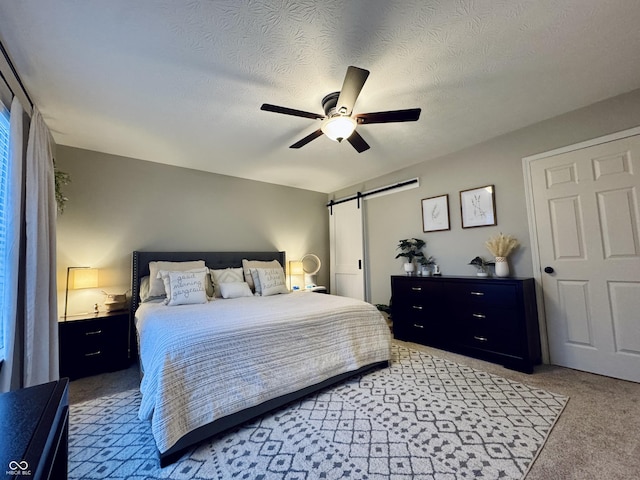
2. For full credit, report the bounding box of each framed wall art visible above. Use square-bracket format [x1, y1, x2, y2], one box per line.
[422, 194, 450, 232]
[460, 185, 496, 228]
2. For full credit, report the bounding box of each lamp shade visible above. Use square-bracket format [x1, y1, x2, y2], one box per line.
[289, 261, 304, 276]
[72, 268, 99, 289]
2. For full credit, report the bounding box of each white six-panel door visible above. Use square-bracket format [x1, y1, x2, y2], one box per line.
[527, 132, 640, 382]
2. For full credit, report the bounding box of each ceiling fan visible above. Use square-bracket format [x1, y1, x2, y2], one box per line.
[260, 66, 421, 153]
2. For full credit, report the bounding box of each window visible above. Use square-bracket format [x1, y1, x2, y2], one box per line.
[0, 101, 10, 361]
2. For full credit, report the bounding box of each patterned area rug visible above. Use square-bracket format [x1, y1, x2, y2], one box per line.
[68, 345, 568, 479]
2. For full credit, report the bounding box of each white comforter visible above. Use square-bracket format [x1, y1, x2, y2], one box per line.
[136, 292, 391, 454]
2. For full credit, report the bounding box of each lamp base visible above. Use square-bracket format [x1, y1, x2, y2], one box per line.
[304, 273, 317, 288]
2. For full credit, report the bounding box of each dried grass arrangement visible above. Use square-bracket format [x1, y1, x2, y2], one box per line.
[485, 233, 519, 257]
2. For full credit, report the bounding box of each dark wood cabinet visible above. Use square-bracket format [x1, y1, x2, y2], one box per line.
[391, 275, 541, 373]
[58, 311, 130, 380]
[0, 379, 69, 480]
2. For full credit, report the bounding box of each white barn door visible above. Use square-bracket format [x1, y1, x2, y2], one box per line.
[526, 130, 640, 382]
[329, 200, 365, 300]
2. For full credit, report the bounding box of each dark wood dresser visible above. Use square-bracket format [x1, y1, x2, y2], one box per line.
[391, 275, 541, 373]
[0, 379, 69, 480]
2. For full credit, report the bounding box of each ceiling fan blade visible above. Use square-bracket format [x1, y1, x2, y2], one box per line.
[261, 103, 325, 120]
[355, 108, 421, 124]
[347, 130, 370, 153]
[336, 66, 370, 116]
[290, 129, 324, 149]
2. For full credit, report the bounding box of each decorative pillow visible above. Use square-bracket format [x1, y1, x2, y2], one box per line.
[250, 268, 262, 295]
[158, 267, 208, 301]
[210, 267, 245, 297]
[139, 276, 150, 302]
[256, 267, 289, 296]
[161, 269, 208, 306]
[219, 282, 254, 299]
[148, 260, 206, 297]
[204, 272, 215, 298]
[242, 259, 283, 291]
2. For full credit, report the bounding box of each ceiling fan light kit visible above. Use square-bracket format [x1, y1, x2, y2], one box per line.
[260, 66, 421, 152]
[321, 116, 356, 142]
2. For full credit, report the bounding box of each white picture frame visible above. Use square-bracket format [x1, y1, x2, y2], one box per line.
[422, 194, 450, 232]
[460, 185, 497, 228]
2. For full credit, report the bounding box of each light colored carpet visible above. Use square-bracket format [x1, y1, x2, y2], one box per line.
[68, 344, 567, 479]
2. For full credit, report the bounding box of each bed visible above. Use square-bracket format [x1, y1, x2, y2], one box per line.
[130, 251, 392, 467]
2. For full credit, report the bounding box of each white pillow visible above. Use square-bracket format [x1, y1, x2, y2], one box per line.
[148, 260, 206, 297]
[256, 267, 289, 296]
[210, 267, 244, 297]
[140, 275, 170, 303]
[219, 282, 254, 299]
[242, 259, 283, 291]
[162, 269, 209, 306]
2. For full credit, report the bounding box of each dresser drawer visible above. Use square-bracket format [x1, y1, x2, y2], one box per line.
[392, 277, 442, 302]
[394, 318, 429, 343]
[458, 307, 520, 356]
[394, 314, 449, 345]
[446, 282, 517, 307]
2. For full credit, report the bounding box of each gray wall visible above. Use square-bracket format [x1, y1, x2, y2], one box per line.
[331, 88, 640, 306]
[55, 146, 329, 316]
[56, 88, 640, 315]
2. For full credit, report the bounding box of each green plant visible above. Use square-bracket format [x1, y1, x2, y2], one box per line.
[468, 256, 494, 273]
[54, 164, 71, 214]
[417, 255, 436, 266]
[395, 238, 426, 263]
[375, 304, 391, 314]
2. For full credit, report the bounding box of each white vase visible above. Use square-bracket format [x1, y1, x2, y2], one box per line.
[403, 262, 415, 275]
[495, 256, 509, 277]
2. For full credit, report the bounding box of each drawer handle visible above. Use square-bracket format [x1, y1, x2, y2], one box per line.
[473, 336, 488, 342]
[411, 287, 422, 291]
[412, 305, 423, 310]
[85, 330, 102, 336]
[85, 350, 101, 357]
[413, 323, 424, 329]
[472, 313, 486, 319]
[470, 291, 484, 296]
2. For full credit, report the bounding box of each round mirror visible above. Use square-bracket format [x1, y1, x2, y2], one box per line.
[300, 253, 321, 287]
[301, 253, 321, 275]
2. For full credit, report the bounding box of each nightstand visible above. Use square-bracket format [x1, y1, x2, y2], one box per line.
[58, 311, 130, 380]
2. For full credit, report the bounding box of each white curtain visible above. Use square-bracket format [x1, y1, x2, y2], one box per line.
[0, 96, 24, 392]
[23, 106, 58, 387]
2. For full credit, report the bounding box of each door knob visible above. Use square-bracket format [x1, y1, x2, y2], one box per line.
[544, 266, 555, 274]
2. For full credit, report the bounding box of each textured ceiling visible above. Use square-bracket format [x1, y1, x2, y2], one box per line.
[1, 1, 640, 193]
